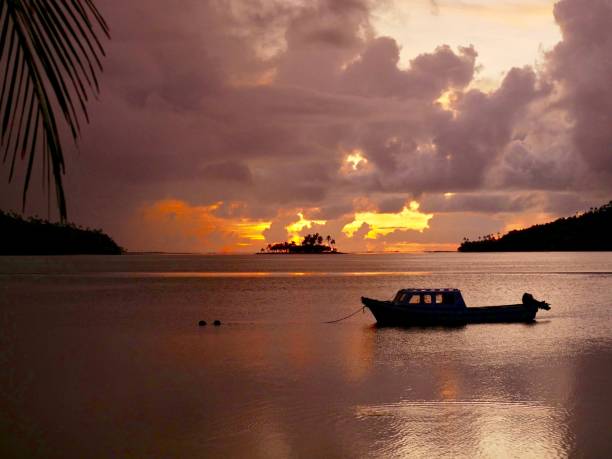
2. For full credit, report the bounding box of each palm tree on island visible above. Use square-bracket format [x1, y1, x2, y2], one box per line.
[259, 233, 341, 254]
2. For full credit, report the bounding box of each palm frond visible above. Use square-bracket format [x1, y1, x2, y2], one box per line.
[0, 0, 109, 221]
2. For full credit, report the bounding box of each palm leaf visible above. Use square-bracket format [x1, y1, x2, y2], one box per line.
[0, 0, 109, 221]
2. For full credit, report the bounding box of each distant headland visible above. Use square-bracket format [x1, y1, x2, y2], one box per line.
[0, 210, 124, 255]
[459, 200, 612, 252]
[258, 233, 341, 254]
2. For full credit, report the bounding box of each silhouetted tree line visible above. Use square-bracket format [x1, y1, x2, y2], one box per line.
[260, 233, 338, 254]
[0, 210, 124, 255]
[458, 200, 612, 252]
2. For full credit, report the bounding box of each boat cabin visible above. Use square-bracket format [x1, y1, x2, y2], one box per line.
[392, 288, 466, 308]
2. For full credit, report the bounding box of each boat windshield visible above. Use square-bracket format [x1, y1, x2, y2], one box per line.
[394, 292, 422, 304]
[442, 292, 455, 305]
[394, 291, 457, 305]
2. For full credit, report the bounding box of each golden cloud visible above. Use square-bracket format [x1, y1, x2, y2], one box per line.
[285, 212, 327, 243]
[345, 149, 368, 171]
[342, 201, 433, 239]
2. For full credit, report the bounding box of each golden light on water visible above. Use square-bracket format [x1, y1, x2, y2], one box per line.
[342, 201, 433, 239]
[108, 271, 434, 278]
[356, 399, 570, 458]
[383, 242, 458, 252]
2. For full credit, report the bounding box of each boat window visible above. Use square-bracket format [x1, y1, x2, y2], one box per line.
[435, 293, 443, 304]
[443, 293, 455, 304]
[423, 294, 432, 304]
[408, 295, 420, 304]
[398, 293, 410, 303]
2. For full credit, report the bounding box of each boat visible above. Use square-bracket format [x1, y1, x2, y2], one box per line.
[361, 289, 550, 326]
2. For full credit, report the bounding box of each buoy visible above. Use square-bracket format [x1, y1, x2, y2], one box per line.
[198, 320, 207, 326]
[213, 320, 221, 326]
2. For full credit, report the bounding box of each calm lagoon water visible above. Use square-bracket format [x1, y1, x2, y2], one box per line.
[1, 252, 611, 458]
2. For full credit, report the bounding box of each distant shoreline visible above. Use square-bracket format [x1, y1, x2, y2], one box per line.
[0, 211, 124, 256]
[5, 250, 612, 257]
[255, 251, 345, 255]
[459, 200, 612, 252]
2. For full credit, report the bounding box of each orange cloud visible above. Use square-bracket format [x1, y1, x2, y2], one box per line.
[503, 212, 552, 233]
[138, 199, 271, 252]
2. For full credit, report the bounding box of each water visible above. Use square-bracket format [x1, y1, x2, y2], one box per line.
[1, 252, 611, 458]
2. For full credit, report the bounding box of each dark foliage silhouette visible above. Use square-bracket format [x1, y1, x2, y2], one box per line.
[0, 1, 109, 221]
[0, 210, 123, 254]
[459, 200, 612, 252]
[260, 233, 339, 254]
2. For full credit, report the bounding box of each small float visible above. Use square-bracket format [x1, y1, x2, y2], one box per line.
[361, 289, 550, 326]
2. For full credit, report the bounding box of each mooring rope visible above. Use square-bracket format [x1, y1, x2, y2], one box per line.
[323, 306, 365, 324]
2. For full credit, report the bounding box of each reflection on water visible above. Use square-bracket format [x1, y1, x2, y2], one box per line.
[1, 253, 611, 457]
[94, 271, 434, 278]
[356, 400, 571, 458]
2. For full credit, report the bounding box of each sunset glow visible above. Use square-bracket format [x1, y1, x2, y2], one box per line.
[345, 150, 368, 171]
[1, 0, 608, 254]
[285, 212, 327, 243]
[382, 242, 458, 253]
[1, 2, 611, 458]
[436, 90, 456, 112]
[503, 213, 554, 233]
[343, 201, 433, 239]
[139, 199, 271, 251]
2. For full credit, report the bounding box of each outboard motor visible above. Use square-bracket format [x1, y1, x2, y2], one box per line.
[522, 293, 551, 310]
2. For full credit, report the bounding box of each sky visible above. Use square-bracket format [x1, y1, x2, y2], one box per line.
[2, 0, 612, 253]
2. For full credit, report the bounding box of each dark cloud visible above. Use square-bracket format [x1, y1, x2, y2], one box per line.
[341, 39, 477, 99]
[376, 196, 408, 213]
[421, 193, 540, 214]
[548, 0, 612, 177]
[316, 203, 355, 220]
[1, 0, 610, 251]
[201, 162, 253, 183]
[433, 66, 542, 188]
[491, 138, 581, 191]
[277, 0, 372, 91]
[346, 66, 543, 195]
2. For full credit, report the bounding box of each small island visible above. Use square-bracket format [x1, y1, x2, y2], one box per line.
[0, 210, 124, 255]
[259, 233, 341, 254]
[458, 200, 612, 252]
